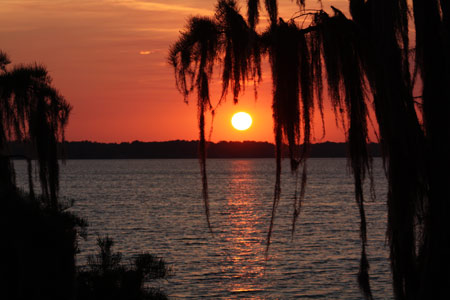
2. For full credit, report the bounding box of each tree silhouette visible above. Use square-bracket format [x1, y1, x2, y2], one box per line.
[170, 1, 450, 298]
[0, 51, 80, 299]
[0, 51, 71, 208]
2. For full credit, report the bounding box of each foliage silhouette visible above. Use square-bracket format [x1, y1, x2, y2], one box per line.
[0, 52, 170, 300]
[0, 51, 80, 300]
[76, 236, 170, 300]
[170, 0, 450, 298]
[0, 51, 71, 208]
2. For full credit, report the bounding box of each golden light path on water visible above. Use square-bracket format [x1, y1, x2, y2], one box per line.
[12, 158, 392, 299]
[222, 160, 265, 297]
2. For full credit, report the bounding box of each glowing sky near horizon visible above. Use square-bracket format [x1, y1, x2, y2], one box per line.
[0, 0, 358, 143]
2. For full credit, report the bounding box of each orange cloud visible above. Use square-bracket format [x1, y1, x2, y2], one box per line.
[111, 0, 213, 15]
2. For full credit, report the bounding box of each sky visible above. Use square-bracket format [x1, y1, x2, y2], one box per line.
[0, 0, 355, 143]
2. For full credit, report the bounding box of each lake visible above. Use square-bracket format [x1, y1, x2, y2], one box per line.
[13, 158, 392, 299]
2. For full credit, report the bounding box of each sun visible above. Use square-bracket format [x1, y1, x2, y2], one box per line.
[231, 112, 252, 131]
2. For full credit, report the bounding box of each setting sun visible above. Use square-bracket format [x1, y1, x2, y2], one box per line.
[231, 112, 252, 131]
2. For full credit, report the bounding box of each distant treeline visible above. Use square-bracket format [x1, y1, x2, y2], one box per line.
[8, 140, 381, 159]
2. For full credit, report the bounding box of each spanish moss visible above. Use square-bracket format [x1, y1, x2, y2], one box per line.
[247, 0, 260, 29]
[216, 0, 260, 103]
[0, 57, 71, 208]
[170, 1, 450, 298]
[169, 16, 220, 230]
[264, 0, 278, 25]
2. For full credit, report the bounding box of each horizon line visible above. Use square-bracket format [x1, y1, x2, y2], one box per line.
[56, 139, 379, 145]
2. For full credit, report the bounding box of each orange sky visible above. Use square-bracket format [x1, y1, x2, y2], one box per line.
[0, 0, 357, 143]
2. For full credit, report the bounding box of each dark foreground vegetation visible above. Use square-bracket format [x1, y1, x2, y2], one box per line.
[0, 51, 170, 299]
[77, 236, 170, 300]
[1, 191, 170, 300]
[1, 191, 87, 299]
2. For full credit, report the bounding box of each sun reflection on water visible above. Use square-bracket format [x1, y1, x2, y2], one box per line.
[12, 158, 392, 298]
[218, 160, 267, 297]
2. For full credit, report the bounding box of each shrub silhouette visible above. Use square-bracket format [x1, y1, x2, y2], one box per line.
[76, 236, 170, 300]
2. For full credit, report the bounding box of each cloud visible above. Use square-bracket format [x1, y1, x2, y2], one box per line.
[139, 50, 153, 55]
[135, 27, 180, 33]
[111, 0, 213, 15]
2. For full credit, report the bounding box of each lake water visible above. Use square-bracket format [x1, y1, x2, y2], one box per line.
[13, 158, 393, 299]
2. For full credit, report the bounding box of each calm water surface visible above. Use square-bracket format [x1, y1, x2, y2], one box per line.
[14, 158, 392, 299]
